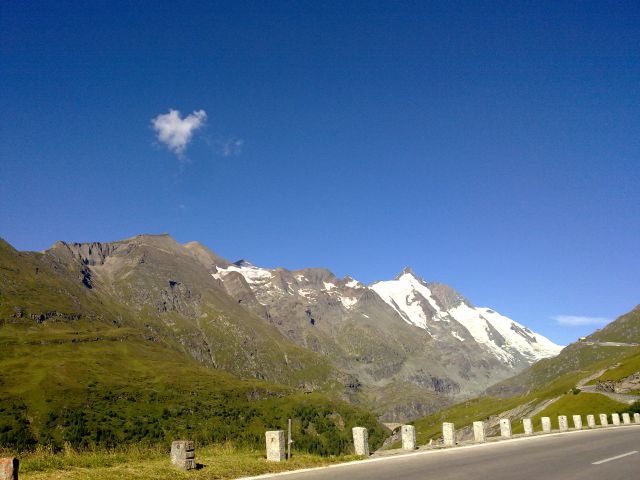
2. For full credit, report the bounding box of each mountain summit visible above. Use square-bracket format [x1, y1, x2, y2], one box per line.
[211, 252, 562, 419]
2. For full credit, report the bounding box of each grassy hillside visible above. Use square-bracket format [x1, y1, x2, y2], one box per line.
[510, 392, 627, 433]
[589, 305, 640, 343]
[0, 238, 387, 454]
[405, 306, 640, 445]
[0, 321, 386, 454]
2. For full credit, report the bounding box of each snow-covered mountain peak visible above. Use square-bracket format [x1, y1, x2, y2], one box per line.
[395, 266, 420, 281]
[370, 270, 563, 364]
[211, 257, 563, 367]
[344, 276, 364, 289]
[213, 261, 272, 285]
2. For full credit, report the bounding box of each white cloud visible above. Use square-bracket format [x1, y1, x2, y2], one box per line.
[152, 109, 207, 157]
[551, 315, 611, 327]
[217, 137, 244, 157]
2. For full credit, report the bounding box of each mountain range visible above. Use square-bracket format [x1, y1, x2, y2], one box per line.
[0, 233, 561, 425]
[210, 251, 561, 419]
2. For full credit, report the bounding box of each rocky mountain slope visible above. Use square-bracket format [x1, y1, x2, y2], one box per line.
[208, 250, 561, 420]
[1, 234, 561, 425]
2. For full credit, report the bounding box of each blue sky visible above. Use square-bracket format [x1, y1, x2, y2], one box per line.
[1, 1, 638, 345]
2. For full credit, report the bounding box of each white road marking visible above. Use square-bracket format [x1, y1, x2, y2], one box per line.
[592, 450, 638, 465]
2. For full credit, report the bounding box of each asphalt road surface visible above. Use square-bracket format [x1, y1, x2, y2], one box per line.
[248, 425, 640, 480]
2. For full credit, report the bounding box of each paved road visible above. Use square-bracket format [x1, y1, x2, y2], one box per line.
[248, 426, 640, 480]
[579, 384, 640, 404]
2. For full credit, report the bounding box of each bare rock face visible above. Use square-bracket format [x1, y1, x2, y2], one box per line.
[596, 372, 640, 394]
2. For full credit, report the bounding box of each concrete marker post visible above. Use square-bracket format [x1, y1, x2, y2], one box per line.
[558, 415, 568, 432]
[622, 413, 631, 425]
[541, 417, 552, 433]
[572, 415, 582, 430]
[586, 415, 596, 428]
[0, 458, 19, 480]
[612, 413, 621, 426]
[473, 421, 486, 443]
[170, 440, 196, 470]
[401, 425, 416, 450]
[443, 422, 456, 447]
[352, 427, 369, 456]
[634, 413, 640, 424]
[599, 414, 609, 426]
[266, 431, 286, 462]
[287, 418, 292, 460]
[523, 418, 533, 435]
[499, 418, 512, 438]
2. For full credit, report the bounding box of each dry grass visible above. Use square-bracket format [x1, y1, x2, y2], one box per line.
[5, 443, 359, 480]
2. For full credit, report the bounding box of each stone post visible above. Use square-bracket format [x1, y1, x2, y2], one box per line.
[401, 425, 416, 450]
[266, 431, 286, 462]
[499, 418, 512, 438]
[523, 418, 533, 435]
[352, 427, 369, 456]
[558, 415, 568, 431]
[0, 458, 19, 480]
[572, 415, 582, 430]
[622, 413, 631, 425]
[473, 421, 486, 443]
[171, 441, 195, 470]
[634, 413, 640, 424]
[443, 422, 456, 446]
[586, 415, 596, 428]
[541, 417, 552, 433]
[612, 413, 620, 426]
[599, 414, 608, 426]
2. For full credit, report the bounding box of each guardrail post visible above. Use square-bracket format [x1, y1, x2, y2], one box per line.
[612, 413, 620, 426]
[541, 416, 552, 433]
[634, 413, 640, 424]
[586, 414, 596, 428]
[443, 422, 456, 446]
[401, 425, 416, 450]
[266, 431, 286, 462]
[558, 415, 568, 432]
[523, 418, 533, 435]
[0, 458, 19, 480]
[499, 418, 512, 438]
[352, 427, 369, 456]
[622, 413, 631, 425]
[473, 421, 486, 442]
[572, 415, 582, 430]
[599, 414, 608, 426]
[171, 440, 196, 470]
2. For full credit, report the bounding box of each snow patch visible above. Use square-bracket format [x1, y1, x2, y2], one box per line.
[340, 296, 358, 309]
[370, 272, 439, 329]
[323, 281, 336, 291]
[216, 264, 272, 284]
[451, 331, 465, 342]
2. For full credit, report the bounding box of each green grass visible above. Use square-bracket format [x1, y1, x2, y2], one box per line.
[0, 322, 386, 454]
[404, 308, 640, 447]
[587, 351, 640, 385]
[511, 392, 627, 433]
[395, 396, 526, 447]
[4, 443, 361, 480]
